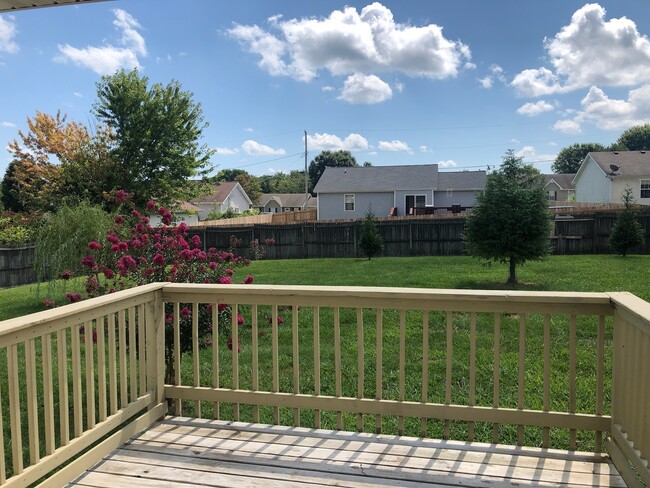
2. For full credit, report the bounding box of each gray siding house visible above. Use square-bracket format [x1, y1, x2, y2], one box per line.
[313, 164, 486, 220]
[544, 174, 576, 202]
[189, 182, 253, 220]
[573, 151, 650, 205]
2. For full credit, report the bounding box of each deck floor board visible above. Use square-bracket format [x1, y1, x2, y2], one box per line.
[68, 417, 625, 488]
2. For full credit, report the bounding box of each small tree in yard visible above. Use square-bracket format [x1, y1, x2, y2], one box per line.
[464, 150, 551, 284]
[610, 187, 645, 256]
[358, 207, 383, 259]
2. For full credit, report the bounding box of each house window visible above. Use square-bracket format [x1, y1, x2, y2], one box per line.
[344, 194, 355, 211]
[641, 180, 650, 199]
[548, 190, 557, 201]
[405, 195, 426, 214]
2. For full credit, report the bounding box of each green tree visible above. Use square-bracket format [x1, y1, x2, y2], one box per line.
[1, 161, 25, 212]
[552, 143, 607, 174]
[616, 124, 650, 151]
[464, 150, 551, 284]
[609, 187, 645, 257]
[94, 69, 214, 207]
[308, 150, 358, 191]
[358, 207, 384, 260]
[261, 170, 307, 194]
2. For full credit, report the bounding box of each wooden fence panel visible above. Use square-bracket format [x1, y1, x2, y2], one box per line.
[0, 244, 36, 288]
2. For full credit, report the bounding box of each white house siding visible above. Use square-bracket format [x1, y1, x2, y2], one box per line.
[612, 177, 650, 205]
[575, 158, 610, 203]
[433, 190, 478, 207]
[393, 189, 434, 215]
[149, 213, 199, 227]
[318, 192, 393, 220]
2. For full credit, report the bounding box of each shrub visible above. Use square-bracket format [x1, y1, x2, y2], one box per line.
[204, 207, 260, 221]
[0, 216, 35, 245]
[610, 187, 645, 256]
[358, 208, 383, 260]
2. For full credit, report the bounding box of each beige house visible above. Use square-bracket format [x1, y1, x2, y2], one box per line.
[189, 182, 253, 220]
[544, 174, 575, 202]
[255, 193, 315, 213]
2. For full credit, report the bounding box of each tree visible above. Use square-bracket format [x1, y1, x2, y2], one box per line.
[552, 143, 607, 174]
[93, 69, 214, 207]
[358, 207, 383, 260]
[464, 150, 551, 284]
[609, 187, 645, 257]
[616, 124, 650, 151]
[308, 150, 358, 191]
[1, 161, 26, 212]
[261, 170, 307, 194]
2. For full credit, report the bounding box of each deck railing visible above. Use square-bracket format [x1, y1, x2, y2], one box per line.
[0, 283, 648, 486]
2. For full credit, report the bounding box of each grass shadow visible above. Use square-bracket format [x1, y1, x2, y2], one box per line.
[455, 279, 550, 291]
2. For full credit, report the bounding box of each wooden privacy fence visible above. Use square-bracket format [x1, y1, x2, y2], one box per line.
[0, 244, 36, 288]
[0, 284, 648, 486]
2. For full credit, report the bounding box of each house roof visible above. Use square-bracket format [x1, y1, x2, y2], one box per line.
[0, 0, 108, 12]
[190, 181, 252, 205]
[313, 164, 439, 193]
[544, 173, 575, 190]
[587, 151, 650, 177]
[437, 170, 487, 190]
[258, 193, 314, 208]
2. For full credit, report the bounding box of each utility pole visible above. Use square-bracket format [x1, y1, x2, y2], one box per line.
[304, 130, 309, 208]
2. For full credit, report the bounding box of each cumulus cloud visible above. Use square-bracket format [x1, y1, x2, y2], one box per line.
[420, 145, 432, 153]
[321, 85, 335, 92]
[515, 146, 557, 163]
[512, 4, 650, 96]
[55, 9, 146, 75]
[338, 73, 392, 104]
[307, 133, 369, 151]
[228, 2, 471, 103]
[1, 121, 16, 128]
[478, 64, 506, 89]
[437, 159, 457, 168]
[378, 139, 413, 154]
[0, 15, 18, 54]
[214, 146, 239, 155]
[242, 140, 286, 156]
[516, 100, 555, 116]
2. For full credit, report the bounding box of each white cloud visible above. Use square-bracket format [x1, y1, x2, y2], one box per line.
[378, 139, 413, 154]
[512, 4, 650, 96]
[338, 73, 392, 104]
[516, 100, 555, 116]
[553, 119, 583, 134]
[0, 15, 18, 54]
[478, 64, 506, 89]
[1, 121, 15, 128]
[228, 2, 471, 88]
[419, 145, 432, 153]
[479, 76, 493, 89]
[214, 146, 239, 155]
[321, 85, 335, 92]
[515, 146, 557, 163]
[55, 9, 146, 75]
[394, 82, 404, 93]
[244, 127, 254, 132]
[307, 132, 369, 151]
[73, 92, 83, 98]
[436, 159, 457, 168]
[242, 140, 286, 156]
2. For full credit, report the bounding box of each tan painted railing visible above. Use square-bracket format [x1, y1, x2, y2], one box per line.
[0, 284, 648, 486]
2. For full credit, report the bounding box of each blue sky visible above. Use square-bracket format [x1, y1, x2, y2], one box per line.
[1, 1, 650, 178]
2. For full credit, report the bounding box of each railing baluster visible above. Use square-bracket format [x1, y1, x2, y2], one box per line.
[107, 314, 117, 415]
[543, 314, 551, 448]
[129, 306, 137, 402]
[569, 314, 576, 450]
[97, 316, 107, 423]
[193, 302, 201, 417]
[518, 314, 526, 446]
[375, 308, 383, 434]
[42, 333, 55, 455]
[492, 313, 500, 443]
[174, 303, 181, 416]
[468, 312, 476, 442]
[7, 344, 22, 475]
[212, 302, 220, 420]
[595, 315, 605, 453]
[71, 323, 83, 438]
[231, 303, 239, 421]
[138, 304, 146, 398]
[292, 305, 300, 427]
[314, 306, 321, 429]
[84, 320, 96, 430]
[357, 307, 364, 432]
[118, 310, 128, 408]
[398, 310, 406, 436]
[444, 311, 452, 440]
[334, 307, 342, 430]
[26, 338, 40, 465]
[0, 381, 5, 484]
[272, 304, 279, 425]
[251, 304, 259, 423]
[57, 329, 70, 446]
[421, 311, 429, 437]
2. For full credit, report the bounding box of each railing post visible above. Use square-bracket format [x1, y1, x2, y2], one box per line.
[146, 287, 166, 412]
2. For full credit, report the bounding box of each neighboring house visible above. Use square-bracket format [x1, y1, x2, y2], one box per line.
[189, 182, 252, 220]
[255, 193, 316, 213]
[312, 164, 486, 220]
[544, 174, 576, 202]
[573, 151, 650, 205]
[149, 202, 200, 226]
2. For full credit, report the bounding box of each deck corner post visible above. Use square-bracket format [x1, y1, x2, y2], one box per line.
[146, 286, 166, 414]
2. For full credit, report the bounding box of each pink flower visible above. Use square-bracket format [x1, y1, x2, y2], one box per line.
[146, 200, 156, 211]
[80, 255, 96, 268]
[66, 292, 82, 303]
[180, 307, 191, 319]
[153, 253, 165, 265]
[204, 339, 213, 347]
[208, 261, 217, 270]
[270, 316, 284, 325]
[227, 337, 241, 352]
[114, 215, 124, 225]
[219, 276, 232, 285]
[118, 242, 129, 251]
[225, 269, 235, 276]
[218, 303, 228, 312]
[88, 241, 103, 250]
[243, 275, 254, 284]
[237, 314, 244, 326]
[43, 299, 56, 308]
[191, 235, 201, 248]
[59, 269, 73, 280]
[107, 233, 120, 244]
[115, 189, 128, 204]
[264, 238, 276, 246]
[131, 209, 140, 218]
[103, 267, 115, 279]
[177, 222, 188, 233]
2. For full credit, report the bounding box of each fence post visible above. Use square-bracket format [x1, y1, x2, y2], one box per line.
[146, 287, 166, 412]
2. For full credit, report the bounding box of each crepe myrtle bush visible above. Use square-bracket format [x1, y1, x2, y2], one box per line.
[71, 190, 280, 383]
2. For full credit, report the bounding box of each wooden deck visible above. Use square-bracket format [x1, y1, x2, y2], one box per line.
[68, 417, 624, 487]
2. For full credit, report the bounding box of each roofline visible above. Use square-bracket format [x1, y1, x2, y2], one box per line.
[573, 153, 607, 185]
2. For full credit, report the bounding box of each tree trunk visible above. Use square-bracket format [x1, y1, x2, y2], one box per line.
[508, 257, 517, 284]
